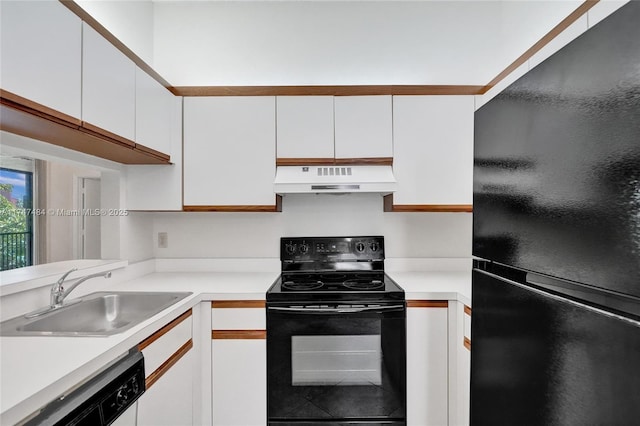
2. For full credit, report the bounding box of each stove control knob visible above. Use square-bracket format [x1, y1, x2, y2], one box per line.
[299, 244, 309, 254]
[355, 242, 366, 253]
[369, 242, 380, 252]
[285, 243, 296, 255]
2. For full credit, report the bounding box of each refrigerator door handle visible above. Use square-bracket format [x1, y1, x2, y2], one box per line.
[526, 272, 640, 319]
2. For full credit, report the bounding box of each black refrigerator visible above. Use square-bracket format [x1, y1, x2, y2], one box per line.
[472, 2, 640, 425]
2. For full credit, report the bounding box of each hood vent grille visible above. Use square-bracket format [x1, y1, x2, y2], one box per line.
[317, 167, 352, 176]
[274, 165, 397, 194]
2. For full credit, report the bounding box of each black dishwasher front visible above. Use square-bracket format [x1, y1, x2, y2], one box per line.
[22, 349, 145, 426]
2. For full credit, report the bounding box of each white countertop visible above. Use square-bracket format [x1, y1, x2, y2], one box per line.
[0, 267, 470, 424]
[390, 271, 471, 306]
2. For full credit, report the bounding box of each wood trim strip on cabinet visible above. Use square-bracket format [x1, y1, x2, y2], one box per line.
[464, 337, 471, 351]
[383, 195, 473, 213]
[171, 85, 486, 97]
[0, 102, 170, 165]
[407, 300, 449, 308]
[335, 157, 393, 166]
[138, 309, 193, 351]
[389, 204, 473, 213]
[276, 158, 393, 166]
[59, 0, 173, 92]
[0, 89, 81, 127]
[276, 158, 338, 166]
[211, 330, 267, 340]
[464, 305, 472, 316]
[183, 202, 282, 212]
[481, 0, 599, 93]
[135, 143, 171, 162]
[211, 300, 266, 309]
[80, 121, 135, 148]
[145, 339, 193, 389]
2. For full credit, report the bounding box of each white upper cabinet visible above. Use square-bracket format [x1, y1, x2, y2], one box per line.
[334, 95, 393, 159]
[183, 97, 276, 206]
[135, 67, 173, 154]
[276, 96, 334, 159]
[126, 95, 182, 211]
[0, 1, 82, 119]
[82, 22, 136, 141]
[393, 95, 474, 205]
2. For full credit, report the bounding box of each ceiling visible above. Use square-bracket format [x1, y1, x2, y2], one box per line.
[77, 1, 587, 86]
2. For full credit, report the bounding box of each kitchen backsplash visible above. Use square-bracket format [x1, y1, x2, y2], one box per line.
[150, 193, 472, 259]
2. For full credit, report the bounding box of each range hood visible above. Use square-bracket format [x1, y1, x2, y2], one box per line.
[274, 165, 397, 194]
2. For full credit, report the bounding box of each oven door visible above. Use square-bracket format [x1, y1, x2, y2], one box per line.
[267, 302, 406, 425]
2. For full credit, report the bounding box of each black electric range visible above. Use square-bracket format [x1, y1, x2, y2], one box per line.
[266, 236, 405, 303]
[266, 236, 407, 426]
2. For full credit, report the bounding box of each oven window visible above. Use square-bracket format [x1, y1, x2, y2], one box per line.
[267, 307, 406, 423]
[292, 335, 382, 386]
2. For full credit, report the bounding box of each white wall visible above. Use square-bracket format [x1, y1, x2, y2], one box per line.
[120, 212, 154, 262]
[76, 0, 155, 65]
[152, 1, 582, 86]
[101, 172, 155, 263]
[476, 0, 629, 110]
[43, 161, 100, 263]
[152, 194, 472, 259]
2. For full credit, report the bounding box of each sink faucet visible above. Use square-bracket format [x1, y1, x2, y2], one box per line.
[50, 268, 112, 308]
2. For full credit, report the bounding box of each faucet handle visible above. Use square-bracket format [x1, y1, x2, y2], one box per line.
[57, 268, 78, 285]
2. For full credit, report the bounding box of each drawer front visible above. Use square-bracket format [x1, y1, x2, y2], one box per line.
[211, 301, 265, 330]
[139, 310, 192, 378]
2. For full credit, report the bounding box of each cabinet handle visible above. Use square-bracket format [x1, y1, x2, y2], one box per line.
[146, 339, 193, 389]
[268, 304, 405, 314]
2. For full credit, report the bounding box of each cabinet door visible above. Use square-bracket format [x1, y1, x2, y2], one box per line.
[183, 97, 276, 206]
[393, 96, 474, 205]
[407, 305, 449, 426]
[334, 95, 393, 159]
[82, 22, 136, 141]
[212, 339, 266, 426]
[111, 403, 137, 426]
[135, 67, 173, 155]
[0, 1, 82, 119]
[137, 311, 194, 426]
[126, 95, 182, 210]
[461, 307, 471, 425]
[137, 349, 194, 426]
[276, 96, 334, 159]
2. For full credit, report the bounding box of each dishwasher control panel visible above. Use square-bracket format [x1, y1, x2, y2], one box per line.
[24, 350, 145, 426]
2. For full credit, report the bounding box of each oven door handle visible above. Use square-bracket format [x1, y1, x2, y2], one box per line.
[268, 305, 405, 314]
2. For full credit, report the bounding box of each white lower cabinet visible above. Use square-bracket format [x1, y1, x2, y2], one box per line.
[111, 403, 138, 426]
[137, 349, 194, 426]
[447, 301, 472, 426]
[211, 339, 266, 425]
[407, 303, 449, 426]
[211, 302, 266, 426]
[136, 310, 194, 426]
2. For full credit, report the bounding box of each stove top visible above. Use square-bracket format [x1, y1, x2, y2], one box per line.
[281, 272, 386, 291]
[267, 236, 405, 303]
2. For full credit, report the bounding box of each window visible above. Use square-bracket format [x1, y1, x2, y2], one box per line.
[0, 162, 34, 271]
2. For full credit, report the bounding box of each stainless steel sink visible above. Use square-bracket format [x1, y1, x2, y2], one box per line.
[0, 291, 192, 337]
